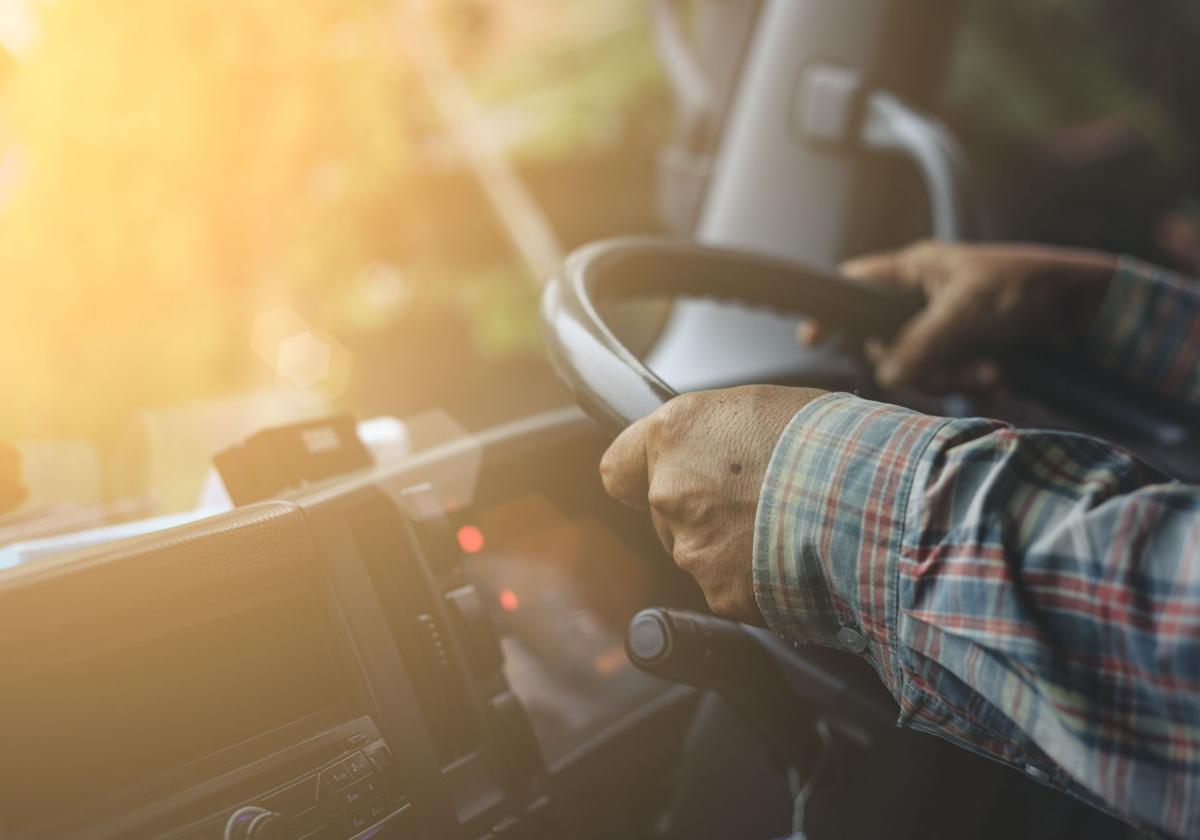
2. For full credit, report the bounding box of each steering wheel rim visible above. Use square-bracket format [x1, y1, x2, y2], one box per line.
[541, 236, 921, 434]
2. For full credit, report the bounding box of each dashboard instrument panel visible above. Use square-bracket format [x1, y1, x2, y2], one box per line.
[0, 409, 697, 840]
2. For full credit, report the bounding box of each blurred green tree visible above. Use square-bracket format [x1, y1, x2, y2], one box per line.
[0, 0, 408, 441]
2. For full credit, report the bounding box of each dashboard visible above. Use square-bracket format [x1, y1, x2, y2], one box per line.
[0, 408, 703, 840]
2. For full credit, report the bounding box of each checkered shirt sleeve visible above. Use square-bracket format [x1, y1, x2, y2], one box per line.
[754, 386, 1200, 838]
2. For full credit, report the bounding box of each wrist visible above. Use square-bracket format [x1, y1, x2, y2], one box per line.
[1025, 246, 1118, 343]
[752, 395, 941, 662]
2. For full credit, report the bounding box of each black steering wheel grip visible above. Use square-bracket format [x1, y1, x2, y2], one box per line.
[540, 236, 921, 434]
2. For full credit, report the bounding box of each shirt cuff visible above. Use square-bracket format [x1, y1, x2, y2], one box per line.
[752, 393, 949, 687]
[1087, 255, 1200, 411]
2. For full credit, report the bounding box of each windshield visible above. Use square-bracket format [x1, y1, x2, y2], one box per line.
[0, 1, 667, 522]
[943, 0, 1200, 269]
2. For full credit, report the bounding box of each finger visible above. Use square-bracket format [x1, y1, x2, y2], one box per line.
[864, 337, 887, 365]
[842, 242, 943, 295]
[840, 251, 919, 293]
[949, 358, 1002, 392]
[795, 320, 825, 347]
[876, 297, 979, 390]
[599, 419, 652, 510]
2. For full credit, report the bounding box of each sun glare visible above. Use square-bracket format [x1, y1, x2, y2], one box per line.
[0, 0, 406, 442]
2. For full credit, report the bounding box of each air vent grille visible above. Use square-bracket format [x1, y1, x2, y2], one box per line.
[349, 496, 482, 764]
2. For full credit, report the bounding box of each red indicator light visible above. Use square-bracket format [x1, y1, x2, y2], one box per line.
[498, 588, 520, 612]
[456, 525, 485, 554]
[593, 646, 626, 675]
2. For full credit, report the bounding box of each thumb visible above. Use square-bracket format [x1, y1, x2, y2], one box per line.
[599, 419, 652, 510]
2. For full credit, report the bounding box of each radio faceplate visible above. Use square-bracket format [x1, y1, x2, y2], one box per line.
[0, 502, 413, 840]
[162, 717, 417, 840]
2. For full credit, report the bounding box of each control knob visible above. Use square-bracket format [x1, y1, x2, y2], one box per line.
[224, 806, 287, 840]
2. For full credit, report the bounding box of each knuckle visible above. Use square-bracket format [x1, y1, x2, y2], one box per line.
[671, 542, 705, 573]
[671, 551, 695, 574]
[705, 590, 737, 618]
[651, 482, 708, 523]
[599, 467, 622, 500]
[598, 450, 625, 490]
[903, 239, 939, 262]
[658, 392, 698, 425]
[906, 238, 959, 272]
[647, 470, 688, 511]
[654, 396, 681, 423]
[598, 449, 615, 479]
[646, 482, 674, 512]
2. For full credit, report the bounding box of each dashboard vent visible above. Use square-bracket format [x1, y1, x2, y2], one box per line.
[349, 496, 483, 765]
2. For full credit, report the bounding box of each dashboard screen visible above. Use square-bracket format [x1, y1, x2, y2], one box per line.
[0, 588, 345, 822]
[460, 493, 668, 763]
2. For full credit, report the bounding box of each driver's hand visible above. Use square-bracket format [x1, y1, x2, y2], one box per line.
[600, 385, 827, 625]
[802, 240, 1118, 392]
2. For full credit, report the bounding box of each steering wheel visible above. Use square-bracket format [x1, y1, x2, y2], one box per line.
[540, 236, 921, 433]
[543, 236, 1199, 455]
[539, 239, 1163, 838]
[540, 235, 921, 755]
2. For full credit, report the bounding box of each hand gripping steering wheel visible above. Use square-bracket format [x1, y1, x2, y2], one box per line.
[540, 235, 920, 434]
[540, 235, 912, 756]
[539, 236, 1190, 775]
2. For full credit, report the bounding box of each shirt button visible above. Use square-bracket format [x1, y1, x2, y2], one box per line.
[836, 626, 867, 653]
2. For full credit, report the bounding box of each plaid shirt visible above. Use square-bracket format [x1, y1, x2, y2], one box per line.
[753, 257, 1200, 839]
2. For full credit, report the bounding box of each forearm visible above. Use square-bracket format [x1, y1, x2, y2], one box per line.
[754, 394, 1200, 838]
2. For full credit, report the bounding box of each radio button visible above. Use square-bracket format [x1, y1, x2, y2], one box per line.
[346, 809, 373, 833]
[336, 778, 379, 811]
[350, 804, 418, 839]
[321, 762, 353, 792]
[345, 752, 373, 780]
[341, 785, 367, 810]
[365, 746, 394, 775]
[360, 776, 385, 800]
[345, 798, 393, 835]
